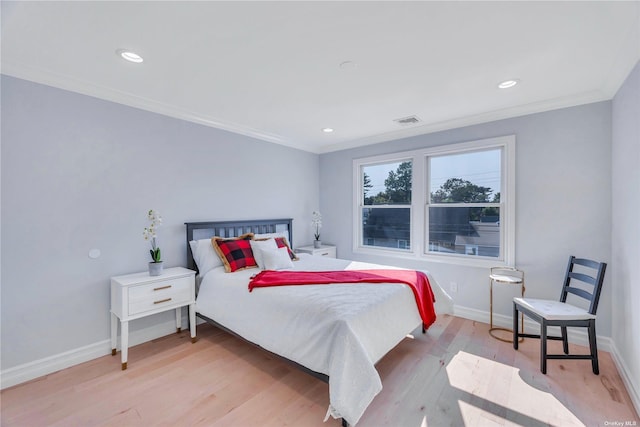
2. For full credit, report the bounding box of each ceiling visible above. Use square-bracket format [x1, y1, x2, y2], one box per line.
[2, 1, 639, 154]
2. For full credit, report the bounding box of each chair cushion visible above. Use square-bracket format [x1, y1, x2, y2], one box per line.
[513, 298, 596, 321]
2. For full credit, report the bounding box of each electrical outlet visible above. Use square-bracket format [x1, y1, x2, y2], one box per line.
[450, 282, 458, 293]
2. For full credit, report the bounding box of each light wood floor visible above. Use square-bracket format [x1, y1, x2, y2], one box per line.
[2, 315, 638, 426]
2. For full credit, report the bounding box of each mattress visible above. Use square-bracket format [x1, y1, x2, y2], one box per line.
[195, 254, 453, 425]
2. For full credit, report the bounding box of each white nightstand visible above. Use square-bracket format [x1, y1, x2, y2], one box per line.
[110, 266, 196, 370]
[296, 244, 337, 258]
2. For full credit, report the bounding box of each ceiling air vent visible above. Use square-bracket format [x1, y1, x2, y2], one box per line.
[393, 115, 421, 126]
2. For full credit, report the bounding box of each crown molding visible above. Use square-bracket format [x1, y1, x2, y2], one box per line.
[1, 60, 291, 147]
[1, 59, 622, 156]
[318, 89, 611, 154]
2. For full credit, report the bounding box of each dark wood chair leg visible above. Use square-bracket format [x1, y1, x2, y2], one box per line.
[540, 321, 547, 374]
[561, 326, 569, 354]
[513, 303, 519, 350]
[588, 320, 599, 375]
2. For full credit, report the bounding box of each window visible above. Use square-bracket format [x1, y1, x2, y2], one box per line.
[427, 148, 502, 259]
[360, 160, 412, 251]
[354, 136, 515, 266]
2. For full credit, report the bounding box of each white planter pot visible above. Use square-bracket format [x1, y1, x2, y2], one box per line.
[149, 261, 164, 276]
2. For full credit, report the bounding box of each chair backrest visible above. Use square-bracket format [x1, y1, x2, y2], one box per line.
[559, 256, 607, 315]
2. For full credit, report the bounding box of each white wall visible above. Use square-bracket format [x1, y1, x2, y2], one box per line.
[320, 102, 613, 335]
[0, 75, 320, 371]
[611, 61, 640, 411]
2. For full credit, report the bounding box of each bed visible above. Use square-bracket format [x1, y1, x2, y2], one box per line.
[185, 218, 453, 426]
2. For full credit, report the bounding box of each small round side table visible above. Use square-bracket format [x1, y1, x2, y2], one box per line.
[489, 267, 525, 342]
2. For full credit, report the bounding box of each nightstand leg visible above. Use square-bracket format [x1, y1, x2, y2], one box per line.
[121, 321, 129, 370]
[110, 312, 118, 356]
[175, 307, 181, 333]
[189, 303, 197, 343]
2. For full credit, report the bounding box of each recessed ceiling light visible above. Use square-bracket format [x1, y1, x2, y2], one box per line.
[117, 49, 143, 63]
[498, 79, 519, 89]
[322, 128, 334, 133]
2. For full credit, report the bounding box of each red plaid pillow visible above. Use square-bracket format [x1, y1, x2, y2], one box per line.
[212, 233, 258, 272]
[274, 237, 298, 261]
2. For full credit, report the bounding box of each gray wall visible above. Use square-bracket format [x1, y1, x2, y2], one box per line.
[0, 75, 320, 370]
[612, 61, 640, 406]
[320, 101, 613, 335]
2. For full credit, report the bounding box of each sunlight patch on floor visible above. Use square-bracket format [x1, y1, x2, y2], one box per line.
[446, 350, 585, 427]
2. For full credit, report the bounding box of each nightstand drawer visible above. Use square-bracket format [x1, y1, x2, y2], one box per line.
[296, 245, 337, 258]
[128, 276, 192, 316]
[315, 247, 336, 257]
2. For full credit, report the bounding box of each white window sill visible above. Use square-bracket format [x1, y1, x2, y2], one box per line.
[353, 246, 511, 268]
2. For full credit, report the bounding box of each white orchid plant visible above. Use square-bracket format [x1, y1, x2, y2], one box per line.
[143, 209, 163, 263]
[311, 211, 322, 241]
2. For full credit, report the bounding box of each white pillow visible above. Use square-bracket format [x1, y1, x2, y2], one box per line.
[189, 239, 223, 276]
[254, 231, 298, 261]
[249, 238, 278, 269]
[263, 247, 294, 270]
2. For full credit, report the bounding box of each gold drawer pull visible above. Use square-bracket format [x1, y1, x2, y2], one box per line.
[154, 298, 172, 304]
[154, 285, 172, 291]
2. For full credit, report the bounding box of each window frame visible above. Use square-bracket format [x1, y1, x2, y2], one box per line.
[356, 155, 416, 254]
[353, 135, 515, 267]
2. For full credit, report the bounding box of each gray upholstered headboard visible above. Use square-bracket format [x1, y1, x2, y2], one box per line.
[184, 218, 293, 273]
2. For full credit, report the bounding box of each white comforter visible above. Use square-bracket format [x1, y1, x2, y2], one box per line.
[196, 254, 453, 425]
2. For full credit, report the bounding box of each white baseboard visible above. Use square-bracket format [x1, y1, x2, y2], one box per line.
[453, 304, 613, 352]
[608, 341, 640, 416]
[0, 317, 186, 390]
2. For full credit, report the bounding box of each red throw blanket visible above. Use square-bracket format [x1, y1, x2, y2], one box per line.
[249, 269, 436, 329]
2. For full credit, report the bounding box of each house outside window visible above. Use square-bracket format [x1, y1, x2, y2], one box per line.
[354, 135, 515, 267]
